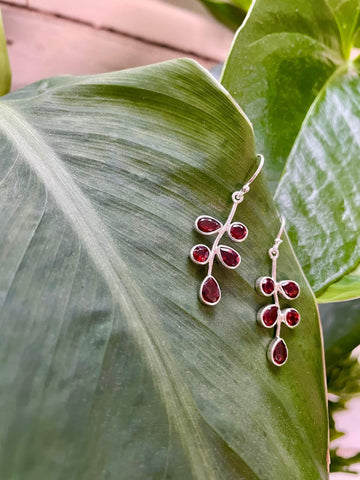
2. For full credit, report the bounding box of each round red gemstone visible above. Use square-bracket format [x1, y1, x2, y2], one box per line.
[191, 245, 210, 264]
[285, 308, 300, 327]
[196, 216, 222, 233]
[218, 246, 240, 268]
[271, 339, 288, 366]
[201, 276, 221, 305]
[260, 277, 275, 296]
[262, 305, 279, 327]
[229, 222, 248, 241]
[280, 281, 300, 299]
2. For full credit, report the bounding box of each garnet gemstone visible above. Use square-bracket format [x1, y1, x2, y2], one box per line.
[191, 244, 210, 264]
[285, 308, 300, 327]
[271, 338, 288, 366]
[261, 305, 279, 327]
[200, 276, 221, 305]
[229, 222, 248, 242]
[259, 277, 275, 296]
[218, 246, 241, 268]
[280, 281, 300, 299]
[196, 216, 222, 234]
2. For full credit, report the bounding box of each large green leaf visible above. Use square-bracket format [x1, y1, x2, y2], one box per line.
[0, 9, 11, 96]
[221, 0, 360, 300]
[0, 60, 328, 478]
[198, 0, 250, 30]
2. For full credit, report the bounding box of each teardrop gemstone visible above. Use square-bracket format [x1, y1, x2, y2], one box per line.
[196, 216, 222, 234]
[218, 246, 241, 269]
[280, 280, 300, 299]
[257, 276, 275, 296]
[228, 222, 248, 242]
[285, 308, 300, 328]
[258, 305, 279, 327]
[200, 276, 221, 305]
[190, 244, 210, 264]
[268, 338, 288, 366]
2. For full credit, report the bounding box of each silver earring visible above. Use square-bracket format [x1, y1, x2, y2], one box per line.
[256, 217, 301, 366]
[190, 154, 264, 306]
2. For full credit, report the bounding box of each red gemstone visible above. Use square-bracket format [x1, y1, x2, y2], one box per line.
[285, 308, 300, 327]
[271, 339, 288, 366]
[261, 305, 279, 327]
[260, 277, 275, 296]
[191, 244, 210, 264]
[280, 281, 300, 299]
[201, 276, 221, 305]
[229, 222, 248, 241]
[196, 216, 222, 234]
[218, 246, 240, 268]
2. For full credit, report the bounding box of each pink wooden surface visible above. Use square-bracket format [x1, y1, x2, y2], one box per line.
[1, 1, 232, 91]
[30, 0, 233, 61]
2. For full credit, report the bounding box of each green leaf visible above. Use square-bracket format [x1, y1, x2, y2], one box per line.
[0, 9, 11, 96]
[0, 59, 328, 478]
[321, 299, 360, 366]
[221, 0, 360, 299]
[317, 263, 360, 303]
[198, 0, 250, 30]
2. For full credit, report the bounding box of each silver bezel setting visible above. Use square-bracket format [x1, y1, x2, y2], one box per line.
[194, 215, 222, 235]
[283, 307, 301, 329]
[199, 275, 221, 306]
[227, 222, 249, 243]
[257, 304, 279, 328]
[278, 280, 301, 300]
[255, 276, 275, 297]
[267, 337, 288, 367]
[189, 244, 210, 265]
[216, 245, 241, 270]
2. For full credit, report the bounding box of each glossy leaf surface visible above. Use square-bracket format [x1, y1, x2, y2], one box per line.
[0, 59, 327, 479]
[221, 0, 360, 299]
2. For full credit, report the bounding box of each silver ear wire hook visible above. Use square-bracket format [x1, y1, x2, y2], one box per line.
[232, 154, 264, 203]
[247, 154, 265, 187]
[269, 216, 286, 259]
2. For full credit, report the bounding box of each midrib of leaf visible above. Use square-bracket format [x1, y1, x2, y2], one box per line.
[0, 103, 220, 480]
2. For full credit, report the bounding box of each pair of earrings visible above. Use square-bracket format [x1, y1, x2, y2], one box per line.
[190, 154, 301, 367]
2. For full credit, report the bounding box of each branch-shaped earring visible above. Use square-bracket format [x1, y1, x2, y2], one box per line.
[190, 154, 264, 306]
[256, 217, 301, 366]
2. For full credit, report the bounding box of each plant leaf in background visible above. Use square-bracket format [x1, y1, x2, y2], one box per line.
[0, 59, 328, 479]
[221, 0, 360, 301]
[0, 9, 11, 96]
[318, 263, 360, 303]
[321, 298, 360, 472]
[327, 353, 360, 473]
[198, 0, 250, 30]
[321, 300, 360, 367]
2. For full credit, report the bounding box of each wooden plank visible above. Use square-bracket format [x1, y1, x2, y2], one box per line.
[2, 0, 27, 5]
[27, 0, 233, 61]
[1, 4, 217, 91]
